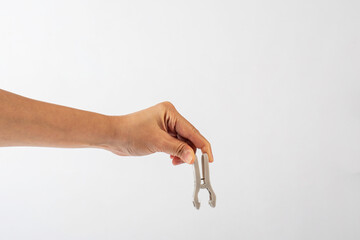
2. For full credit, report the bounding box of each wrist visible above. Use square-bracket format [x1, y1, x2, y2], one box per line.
[90, 114, 116, 150]
[96, 115, 126, 151]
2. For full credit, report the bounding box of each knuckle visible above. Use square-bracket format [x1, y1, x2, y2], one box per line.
[206, 139, 212, 149]
[156, 101, 176, 116]
[175, 142, 186, 156]
[205, 139, 211, 147]
[160, 101, 175, 110]
[201, 138, 211, 152]
[206, 141, 212, 151]
[191, 127, 200, 134]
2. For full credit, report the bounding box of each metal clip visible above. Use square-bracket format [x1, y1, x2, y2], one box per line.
[193, 153, 216, 209]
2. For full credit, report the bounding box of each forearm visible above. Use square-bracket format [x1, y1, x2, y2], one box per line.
[0, 89, 113, 149]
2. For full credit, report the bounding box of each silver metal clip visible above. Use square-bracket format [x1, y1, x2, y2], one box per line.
[193, 153, 216, 209]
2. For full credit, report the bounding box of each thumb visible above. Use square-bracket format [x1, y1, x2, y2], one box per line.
[160, 132, 195, 164]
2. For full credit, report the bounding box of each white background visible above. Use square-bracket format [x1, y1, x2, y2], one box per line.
[1, 0, 360, 239]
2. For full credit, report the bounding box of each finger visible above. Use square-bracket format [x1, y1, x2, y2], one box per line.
[172, 156, 185, 166]
[159, 132, 195, 164]
[176, 134, 197, 153]
[173, 114, 214, 163]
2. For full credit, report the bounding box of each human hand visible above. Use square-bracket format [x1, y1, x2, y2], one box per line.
[104, 102, 213, 165]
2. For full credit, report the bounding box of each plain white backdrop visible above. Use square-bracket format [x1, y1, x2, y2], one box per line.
[1, 0, 360, 239]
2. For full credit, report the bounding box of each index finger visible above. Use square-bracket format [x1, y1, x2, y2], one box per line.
[173, 112, 214, 163]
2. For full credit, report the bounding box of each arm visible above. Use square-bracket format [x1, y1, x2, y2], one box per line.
[0, 89, 213, 165]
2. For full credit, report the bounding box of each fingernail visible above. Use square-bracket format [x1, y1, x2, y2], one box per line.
[184, 150, 193, 164]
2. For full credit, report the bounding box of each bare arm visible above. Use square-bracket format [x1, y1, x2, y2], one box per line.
[0, 89, 213, 165]
[0, 89, 112, 149]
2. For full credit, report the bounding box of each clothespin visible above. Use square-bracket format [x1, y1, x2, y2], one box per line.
[192, 153, 216, 209]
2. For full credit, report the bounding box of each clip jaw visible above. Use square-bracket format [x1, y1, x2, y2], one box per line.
[193, 153, 216, 209]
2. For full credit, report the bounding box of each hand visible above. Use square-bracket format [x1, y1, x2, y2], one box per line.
[105, 102, 213, 165]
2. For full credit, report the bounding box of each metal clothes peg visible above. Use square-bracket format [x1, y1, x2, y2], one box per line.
[193, 153, 216, 209]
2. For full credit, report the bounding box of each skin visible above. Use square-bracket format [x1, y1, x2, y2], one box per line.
[0, 89, 213, 165]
